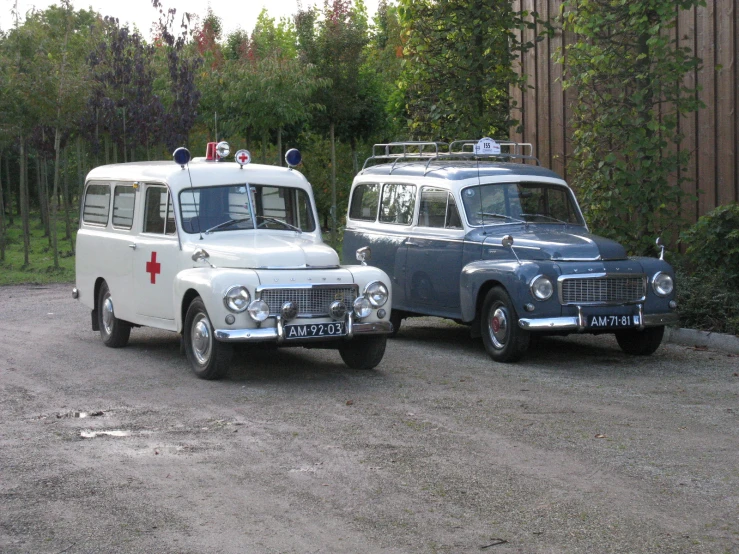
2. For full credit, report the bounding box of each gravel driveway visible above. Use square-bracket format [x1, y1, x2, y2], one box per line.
[1, 283, 737, 553]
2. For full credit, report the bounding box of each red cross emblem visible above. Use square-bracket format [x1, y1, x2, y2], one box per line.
[146, 251, 161, 284]
[235, 149, 251, 165]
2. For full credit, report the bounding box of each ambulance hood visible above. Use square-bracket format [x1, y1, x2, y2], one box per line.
[190, 233, 340, 269]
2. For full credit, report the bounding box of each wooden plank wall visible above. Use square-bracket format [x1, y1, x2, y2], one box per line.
[510, 0, 738, 223]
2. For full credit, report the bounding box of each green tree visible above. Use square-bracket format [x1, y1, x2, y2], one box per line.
[559, 0, 704, 255]
[295, 0, 370, 245]
[396, 0, 538, 141]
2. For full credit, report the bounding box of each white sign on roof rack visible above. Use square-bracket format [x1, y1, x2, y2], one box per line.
[474, 137, 501, 156]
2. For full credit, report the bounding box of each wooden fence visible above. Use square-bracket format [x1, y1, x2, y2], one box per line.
[510, 0, 738, 224]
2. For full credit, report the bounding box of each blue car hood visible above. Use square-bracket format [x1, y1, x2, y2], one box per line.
[480, 226, 627, 261]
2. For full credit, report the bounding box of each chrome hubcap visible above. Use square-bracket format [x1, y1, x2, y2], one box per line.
[489, 306, 508, 349]
[191, 314, 212, 366]
[102, 295, 115, 335]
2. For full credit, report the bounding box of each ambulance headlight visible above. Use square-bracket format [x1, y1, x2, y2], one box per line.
[353, 296, 372, 319]
[223, 286, 250, 313]
[247, 299, 270, 322]
[364, 281, 389, 307]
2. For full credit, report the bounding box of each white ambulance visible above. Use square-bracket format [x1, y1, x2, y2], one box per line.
[74, 143, 392, 379]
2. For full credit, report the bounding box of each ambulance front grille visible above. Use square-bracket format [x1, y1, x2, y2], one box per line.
[258, 286, 358, 317]
[559, 275, 646, 305]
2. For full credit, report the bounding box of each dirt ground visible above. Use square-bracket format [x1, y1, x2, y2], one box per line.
[1, 283, 738, 554]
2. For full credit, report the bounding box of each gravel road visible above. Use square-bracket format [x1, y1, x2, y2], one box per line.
[1, 283, 738, 554]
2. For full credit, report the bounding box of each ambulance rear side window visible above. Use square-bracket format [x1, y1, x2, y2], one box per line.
[112, 185, 135, 229]
[82, 183, 111, 225]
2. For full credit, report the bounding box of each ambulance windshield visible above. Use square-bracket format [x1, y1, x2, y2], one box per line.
[179, 184, 316, 234]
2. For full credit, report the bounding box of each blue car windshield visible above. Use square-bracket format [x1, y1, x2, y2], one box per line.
[461, 182, 584, 226]
[179, 184, 316, 234]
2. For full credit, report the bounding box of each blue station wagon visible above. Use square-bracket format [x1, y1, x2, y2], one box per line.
[342, 140, 679, 362]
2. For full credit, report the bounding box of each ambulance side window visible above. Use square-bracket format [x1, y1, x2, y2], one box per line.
[112, 185, 135, 229]
[144, 186, 175, 235]
[82, 183, 111, 226]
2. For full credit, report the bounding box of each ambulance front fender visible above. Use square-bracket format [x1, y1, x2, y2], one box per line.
[173, 268, 261, 333]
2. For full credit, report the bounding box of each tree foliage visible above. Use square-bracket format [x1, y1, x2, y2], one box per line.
[559, 0, 705, 255]
[396, 0, 539, 141]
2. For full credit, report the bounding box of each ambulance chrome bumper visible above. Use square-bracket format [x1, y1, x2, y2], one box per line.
[214, 320, 393, 342]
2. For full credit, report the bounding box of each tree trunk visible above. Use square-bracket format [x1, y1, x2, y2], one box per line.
[261, 131, 267, 164]
[51, 127, 61, 269]
[76, 136, 84, 199]
[19, 135, 30, 267]
[62, 146, 73, 246]
[277, 126, 283, 167]
[4, 155, 13, 225]
[330, 122, 337, 247]
[122, 107, 127, 163]
[0, 151, 6, 262]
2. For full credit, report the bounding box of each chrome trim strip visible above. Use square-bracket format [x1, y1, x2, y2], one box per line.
[351, 320, 392, 335]
[255, 265, 341, 270]
[214, 327, 279, 341]
[518, 316, 580, 331]
[642, 312, 679, 327]
[255, 283, 360, 293]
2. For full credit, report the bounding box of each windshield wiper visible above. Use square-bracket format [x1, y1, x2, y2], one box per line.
[204, 217, 253, 234]
[519, 213, 568, 224]
[477, 212, 525, 224]
[255, 216, 302, 233]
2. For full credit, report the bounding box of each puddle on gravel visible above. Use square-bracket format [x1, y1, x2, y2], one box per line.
[80, 430, 130, 438]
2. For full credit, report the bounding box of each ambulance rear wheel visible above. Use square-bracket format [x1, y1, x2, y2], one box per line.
[97, 281, 131, 348]
[184, 297, 232, 380]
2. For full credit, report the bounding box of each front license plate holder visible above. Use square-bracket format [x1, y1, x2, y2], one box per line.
[585, 314, 639, 330]
[285, 322, 345, 339]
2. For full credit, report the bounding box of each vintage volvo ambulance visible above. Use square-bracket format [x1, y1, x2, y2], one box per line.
[74, 143, 392, 379]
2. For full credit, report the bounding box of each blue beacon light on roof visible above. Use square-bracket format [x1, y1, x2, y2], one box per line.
[173, 147, 191, 168]
[285, 148, 302, 168]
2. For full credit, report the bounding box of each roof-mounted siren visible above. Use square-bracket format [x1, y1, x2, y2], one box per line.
[205, 141, 231, 161]
[285, 148, 302, 169]
[173, 147, 191, 169]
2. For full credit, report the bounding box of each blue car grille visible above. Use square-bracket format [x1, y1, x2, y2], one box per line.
[559, 275, 646, 305]
[258, 286, 358, 317]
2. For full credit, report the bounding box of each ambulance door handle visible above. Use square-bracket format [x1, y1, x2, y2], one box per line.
[128, 243, 137, 250]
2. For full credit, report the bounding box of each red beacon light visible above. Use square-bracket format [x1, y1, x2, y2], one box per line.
[205, 141, 231, 161]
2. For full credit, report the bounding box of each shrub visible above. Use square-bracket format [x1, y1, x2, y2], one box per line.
[675, 203, 739, 335]
[679, 203, 739, 285]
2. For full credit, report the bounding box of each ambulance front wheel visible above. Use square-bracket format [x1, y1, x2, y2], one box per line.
[97, 281, 131, 348]
[184, 297, 232, 380]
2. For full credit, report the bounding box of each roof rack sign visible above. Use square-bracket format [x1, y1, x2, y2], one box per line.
[474, 137, 501, 156]
[361, 139, 539, 172]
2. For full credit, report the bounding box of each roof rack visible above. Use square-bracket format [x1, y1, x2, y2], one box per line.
[361, 139, 539, 173]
